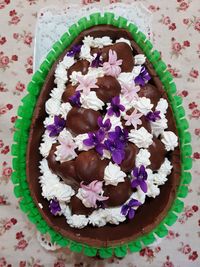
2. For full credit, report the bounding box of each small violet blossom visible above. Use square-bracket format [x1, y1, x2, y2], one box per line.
[108, 126, 128, 145]
[121, 81, 140, 101]
[97, 116, 111, 132]
[121, 198, 141, 219]
[56, 135, 77, 163]
[131, 165, 148, 193]
[49, 199, 61, 216]
[80, 180, 109, 208]
[107, 96, 125, 117]
[91, 52, 103, 68]
[146, 110, 161, 122]
[83, 130, 105, 156]
[67, 44, 82, 57]
[104, 126, 128, 164]
[46, 116, 65, 137]
[124, 109, 143, 129]
[76, 75, 98, 95]
[103, 49, 122, 77]
[134, 66, 151, 87]
[69, 91, 81, 107]
[104, 138, 125, 165]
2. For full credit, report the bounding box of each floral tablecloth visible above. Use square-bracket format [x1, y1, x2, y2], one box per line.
[0, 0, 200, 266]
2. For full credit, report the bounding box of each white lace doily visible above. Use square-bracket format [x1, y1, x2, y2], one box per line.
[34, 2, 152, 71]
[37, 232, 61, 251]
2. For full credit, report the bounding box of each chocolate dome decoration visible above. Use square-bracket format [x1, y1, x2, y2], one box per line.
[11, 13, 192, 259]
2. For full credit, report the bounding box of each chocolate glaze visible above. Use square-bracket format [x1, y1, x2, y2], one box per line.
[75, 150, 108, 183]
[91, 42, 134, 72]
[104, 178, 132, 207]
[61, 83, 77, 103]
[120, 143, 138, 172]
[47, 144, 78, 189]
[26, 25, 181, 247]
[67, 59, 90, 79]
[96, 76, 121, 102]
[71, 196, 94, 215]
[66, 107, 100, 135]
[138, 83, 162, 107]
[149, 138, 166, 170]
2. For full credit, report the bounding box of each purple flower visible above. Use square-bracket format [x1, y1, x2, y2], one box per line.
[46, 116, 65, 137]
[49, 199, 61, 216]
[69, 91, 81, 107]
[67, 45, 82, 57]
[121, 198, 141, 219]
[104, 138, 125, 164]
[83, 129, 105, 156]
[146, 110, 161, 122]
[108, 126, 128, 145]
[91, 53, 103, 68]
[107, 96, 125, 117]
[97, 116, 111, 132]
[131, 165, 148, 193]
[134, 66, 151, 87]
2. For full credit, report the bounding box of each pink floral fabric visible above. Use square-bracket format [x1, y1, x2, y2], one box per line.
[0, 0, 199, 266]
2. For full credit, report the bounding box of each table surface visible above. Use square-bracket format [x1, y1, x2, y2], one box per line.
[0, 0, 200, 266]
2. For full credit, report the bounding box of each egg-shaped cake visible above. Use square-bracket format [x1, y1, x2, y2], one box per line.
[12, 15, 191, 257]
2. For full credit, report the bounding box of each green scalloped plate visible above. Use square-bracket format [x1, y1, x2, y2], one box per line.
[11, 12, 192, 259]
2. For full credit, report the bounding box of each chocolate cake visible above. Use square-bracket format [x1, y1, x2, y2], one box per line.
[26, 25, 181, 248]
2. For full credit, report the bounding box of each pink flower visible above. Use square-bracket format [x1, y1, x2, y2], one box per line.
[26, 68, 33, 74]
[80, 180, 109, 208]
[103, 49, 122, 77]
[189, 251, 198, 261]
[0, 107, 7, 115]
[179, 2, 189, 11]
[172, 42, 182, 52]
[0, 37, 6, 45]
[121, 81, 140, 101]
[4, 221, 13, 230]
[2, 167, 12, 177]
[0, 56, 9, 66]
[11, 54, 18, 61]
[16, 231, 24, 240]
[194, 18, 200, 32]
[16, 239, 28, 250]
[24, 33, 32, 46]
[54, 262, 65, 267]
[192, 109, 200, 118]
[169, 23, 176, 31]
[10, 15, 20, 25]
[76, 75, 98, 95]
[193, 152, 200, 159]
[181, 90, 188, 97]
[55, 134, 77, 163]
[183, 18, 189, 24]
[183, 40, 190, 47]
[189, 69, 199, 78]
[27, 56, 33, 65]
[188, 101, 198, 109]
[13, 33, 19, 39]
[163, 16, 171, 25]
[182, 244, 191, 254]
[16, 81, 25, 92]
[124, 109, 143, 129]
[194, 128, 200, 136]
[19, 261, 26, 267]
[167, 230, 176, 239]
